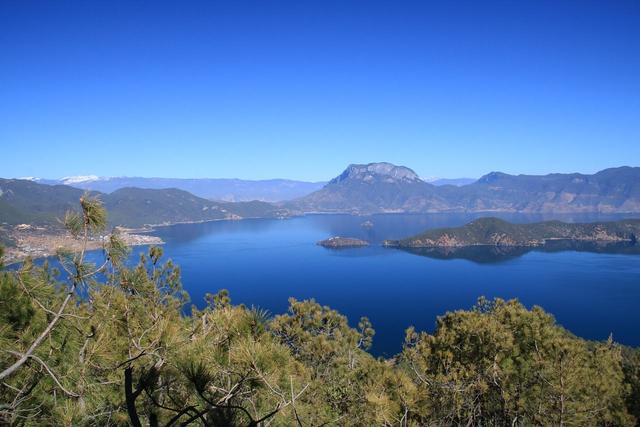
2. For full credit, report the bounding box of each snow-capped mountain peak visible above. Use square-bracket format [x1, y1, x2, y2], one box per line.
[59, 175, 100, 185]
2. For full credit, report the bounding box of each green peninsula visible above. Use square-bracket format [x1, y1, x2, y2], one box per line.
[384, 217, 640, 248]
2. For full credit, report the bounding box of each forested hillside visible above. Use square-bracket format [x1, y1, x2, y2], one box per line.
[0, 178, 288, 228]
[385, 217, 640, 248]
[0, 197, 638, 426]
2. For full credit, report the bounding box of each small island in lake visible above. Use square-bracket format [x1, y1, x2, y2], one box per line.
[384, 217, 640, 248]
[318, 236, 370, 248]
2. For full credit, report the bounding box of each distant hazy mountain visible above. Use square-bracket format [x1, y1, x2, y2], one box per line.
[427, 177, 476, 186]
[290, 163, 640, 214]
[36, 176, 325, 202]
[0, 179, 288, 228]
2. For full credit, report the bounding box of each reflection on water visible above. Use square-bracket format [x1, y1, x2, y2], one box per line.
[396, 246, 532, 263]
[156, 218, 280, 244]
[395, 241, 640, 264]
[155, 212, 637, 245]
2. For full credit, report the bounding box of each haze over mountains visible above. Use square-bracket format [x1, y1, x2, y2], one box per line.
[427, 177, 477, 187]
[28, 174, 471, 202]
[33, 176, 326, 202]
[2, 162, 639, 230]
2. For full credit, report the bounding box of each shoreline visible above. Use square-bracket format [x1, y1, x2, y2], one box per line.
[384, 237, 638, 249]
[5, 213, 640, 265]
[143, 214, 291, 229]
[1, 226, 164, 266]
[0, 215, 289, 266]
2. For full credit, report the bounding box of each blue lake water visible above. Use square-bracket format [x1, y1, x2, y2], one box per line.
[17, 212, 632, 356]
[121, 213, 640, 357]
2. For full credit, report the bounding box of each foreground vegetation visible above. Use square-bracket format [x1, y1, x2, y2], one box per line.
[1, 197, 639, 426]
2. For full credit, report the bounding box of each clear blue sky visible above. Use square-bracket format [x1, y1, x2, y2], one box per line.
[1, 0, 639, 181]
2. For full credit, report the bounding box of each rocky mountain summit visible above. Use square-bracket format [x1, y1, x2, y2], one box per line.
[329, 162, 421, 184]
[287, 162, 443, 214]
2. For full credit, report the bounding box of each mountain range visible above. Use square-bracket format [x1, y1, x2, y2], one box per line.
[2, 162, 639, 230]
[26, 174, 473, 202]
[288, 163, 640, 214]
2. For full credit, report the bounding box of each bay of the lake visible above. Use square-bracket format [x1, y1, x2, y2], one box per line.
[110, 213, 639, 356]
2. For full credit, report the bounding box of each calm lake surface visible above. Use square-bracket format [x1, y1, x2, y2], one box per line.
[125, 213, 640, 356]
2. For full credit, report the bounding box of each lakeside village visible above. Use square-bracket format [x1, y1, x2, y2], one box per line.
[0, 222, 163, 265]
